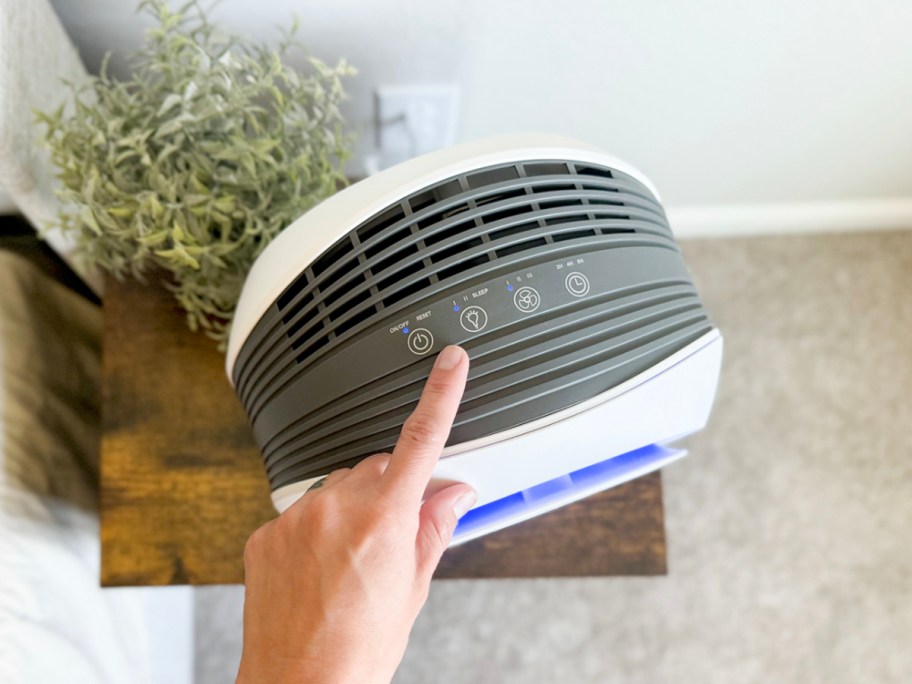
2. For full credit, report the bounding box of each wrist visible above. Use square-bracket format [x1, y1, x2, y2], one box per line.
[237, 652, 395, 684]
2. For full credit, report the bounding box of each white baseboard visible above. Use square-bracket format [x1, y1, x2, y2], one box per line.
[667, 198, 912, 239]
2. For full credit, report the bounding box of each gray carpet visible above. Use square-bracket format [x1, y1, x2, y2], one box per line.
[195, 231, 912, 683]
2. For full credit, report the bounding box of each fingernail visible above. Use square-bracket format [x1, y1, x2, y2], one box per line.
[453, 490, 478, 518]
[435, 345, 464, 371]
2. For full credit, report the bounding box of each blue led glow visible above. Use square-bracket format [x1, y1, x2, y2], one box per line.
[402, 327, 409, 334]
[507, 284, 514, 292]
[453, 443, 679, 540]
[453, 305, 460, 312]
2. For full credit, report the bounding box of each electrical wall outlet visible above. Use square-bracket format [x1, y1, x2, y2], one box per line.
[373, 85, 459, 171]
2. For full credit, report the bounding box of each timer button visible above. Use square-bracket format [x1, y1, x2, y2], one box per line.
[513, 286, 541, 313]
[459, 305, 488, 333]
[565, 272, 590, 297]
[407, 328, 434, 355]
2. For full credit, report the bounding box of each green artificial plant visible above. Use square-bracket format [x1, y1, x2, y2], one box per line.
[38, 0, 355, 345]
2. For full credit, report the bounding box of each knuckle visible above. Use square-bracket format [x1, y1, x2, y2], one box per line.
[430, 516, 454, 549]
[323, 467, 351, 486]
[401, 413, 444, 447]
[423, 374, 451, 398]
[243, 525, 267, 562]
[355, 453, 390, 476]
[421, 512, 454, 560]
[304, 493, 329, 520]
[301, 494, 338, 533]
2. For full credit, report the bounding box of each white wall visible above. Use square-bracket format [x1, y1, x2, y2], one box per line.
[0, 185, 17, 214]
[48, 0, 912, 232]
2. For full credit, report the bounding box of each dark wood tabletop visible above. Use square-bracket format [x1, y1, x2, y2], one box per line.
[100, 273, 668, 586]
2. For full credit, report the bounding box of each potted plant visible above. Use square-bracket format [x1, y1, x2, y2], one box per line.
[38, 0, 355, 346]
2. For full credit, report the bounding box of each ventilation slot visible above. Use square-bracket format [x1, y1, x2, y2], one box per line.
[408, 189, 437, 214]
[431, 179, 463, 202]
[489, 221, 539, 241]
[280, 290, 313, 324]
[364, 225, 411, 258]
[466, 166, 520, 188]
[524, 162, 568, 176]
[324, 257, 358, 288]
[382, 277, 432, 308]
[336, 305, 378, 336]
[284, 306, 317, 338]
[277, 274, 310, 311]
[377, 261, 423, 291]
[417, 201, 470, 230]
[474, 187, 526, 207]
[552, 228, 597, 242]
[495, 237, 548, 258]
[294, 336, 329, 364]
[358, 205, 404, 242]
[438, 254, 491, 281]
[423, 220, 474, 246]
[311, 240, 352, 278]
[328, 288, 371, 321]
[431, 236, 484, 264]
[541, 198, 584, 209]
[324, 272, 364, 308]
[290, 321, 325, 350]
[544, 215, 583, 226]
[534, 183, 576, 194]
[576, 165, 613, 179]
[483, 202, 531, 222]
[373, 243, 419, 274]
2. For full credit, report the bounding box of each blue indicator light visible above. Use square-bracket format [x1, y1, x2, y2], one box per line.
[402, 327, 409, 334]
[453, 305, 460, 312]
[507, 284, 514, 292]
[452, 443, 679, 541]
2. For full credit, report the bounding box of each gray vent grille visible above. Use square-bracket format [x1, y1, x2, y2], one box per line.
[234, 161, 676, 417]
[262, 281, 710, 489]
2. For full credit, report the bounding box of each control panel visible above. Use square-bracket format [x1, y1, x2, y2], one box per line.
[385, 253, 602, 359]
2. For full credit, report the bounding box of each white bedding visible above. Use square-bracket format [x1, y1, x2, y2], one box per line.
[0, 251, 192, 684]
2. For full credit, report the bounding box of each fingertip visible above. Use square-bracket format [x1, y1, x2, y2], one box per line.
[452, 487, 478, 519]
[426, 483, 477, 520]
[434, 345, 467, 371]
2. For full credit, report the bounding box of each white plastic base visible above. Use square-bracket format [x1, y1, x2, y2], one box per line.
[450, 442, 685, 545]
[269, 330, 722, 542]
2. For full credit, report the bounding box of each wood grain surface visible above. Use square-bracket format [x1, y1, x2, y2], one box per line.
[100, 273, 667, 586]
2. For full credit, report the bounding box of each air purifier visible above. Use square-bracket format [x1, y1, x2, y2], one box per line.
[226, 134, 722, 544]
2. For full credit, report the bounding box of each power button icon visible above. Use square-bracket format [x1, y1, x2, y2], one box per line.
[407, 328, 434, 355]
[565, 272, 590, 297]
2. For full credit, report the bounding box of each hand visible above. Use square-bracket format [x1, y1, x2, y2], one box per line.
[236, 345, 477, 684]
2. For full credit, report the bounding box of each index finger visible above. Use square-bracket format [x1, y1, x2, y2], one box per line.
[384, 345, 469, 499]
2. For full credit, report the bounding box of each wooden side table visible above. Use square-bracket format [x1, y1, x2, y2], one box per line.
[100, 274, 668, 586]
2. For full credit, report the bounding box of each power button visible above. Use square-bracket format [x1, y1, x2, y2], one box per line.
[407, 328, 434, 355]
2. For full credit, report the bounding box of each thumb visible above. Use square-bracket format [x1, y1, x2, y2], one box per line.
[415, 484, 478, 580]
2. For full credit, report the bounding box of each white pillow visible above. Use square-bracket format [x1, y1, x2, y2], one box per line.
[0, 251, 191, 684]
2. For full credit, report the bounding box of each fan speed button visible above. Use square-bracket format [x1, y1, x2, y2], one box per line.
[513, 286, 541, 313]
